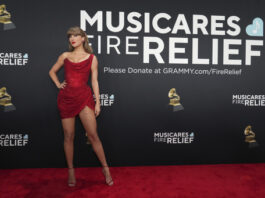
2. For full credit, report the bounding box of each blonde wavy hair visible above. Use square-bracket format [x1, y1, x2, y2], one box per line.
[66, 26, 93, 54]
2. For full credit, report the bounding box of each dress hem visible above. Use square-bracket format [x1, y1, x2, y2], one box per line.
[59, 98, 95, 119]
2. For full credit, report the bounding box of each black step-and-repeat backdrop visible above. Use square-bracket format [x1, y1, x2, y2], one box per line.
[1, 0, 265, 168]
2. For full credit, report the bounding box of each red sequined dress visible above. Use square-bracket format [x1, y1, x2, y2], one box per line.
[57, 54, 95, 119]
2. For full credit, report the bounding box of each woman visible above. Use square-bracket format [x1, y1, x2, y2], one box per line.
[49, 26, 113, 187]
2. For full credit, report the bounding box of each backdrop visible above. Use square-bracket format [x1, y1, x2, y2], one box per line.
[1, 0, 265, 168]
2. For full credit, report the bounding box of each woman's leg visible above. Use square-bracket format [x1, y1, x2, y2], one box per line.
[62, 117, 76, 168]
[61, 117, 76, 185]
[79, 106, 113, 185]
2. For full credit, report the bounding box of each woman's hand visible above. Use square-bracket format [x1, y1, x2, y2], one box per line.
[95, 102, 101, 117]
[57, 80, 67, 89]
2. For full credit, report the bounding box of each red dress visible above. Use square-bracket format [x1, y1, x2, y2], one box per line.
[57, 54, 95, 119]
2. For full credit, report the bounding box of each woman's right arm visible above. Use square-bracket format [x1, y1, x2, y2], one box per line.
[49, 52, 67, 89]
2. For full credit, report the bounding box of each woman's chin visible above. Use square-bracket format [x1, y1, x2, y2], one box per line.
[72, 44, 80, 48]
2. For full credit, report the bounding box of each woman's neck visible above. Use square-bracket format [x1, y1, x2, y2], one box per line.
[73, 45, 86, 54]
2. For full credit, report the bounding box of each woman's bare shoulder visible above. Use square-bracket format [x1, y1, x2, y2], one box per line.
[62, 52, 71, 58]
[57, 52, 70, 62]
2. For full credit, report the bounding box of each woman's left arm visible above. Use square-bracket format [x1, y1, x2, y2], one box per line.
[91, 55, 101, 117]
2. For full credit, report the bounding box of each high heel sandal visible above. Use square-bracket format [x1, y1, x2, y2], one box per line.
[102, 166, 114, 186]
[68, 167, 76, 187]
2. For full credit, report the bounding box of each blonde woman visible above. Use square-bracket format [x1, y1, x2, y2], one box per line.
[49, 26, 113, 187]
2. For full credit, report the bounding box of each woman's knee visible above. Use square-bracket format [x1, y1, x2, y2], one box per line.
[87, 132, 100, 143]
[64, 131, 75, 143]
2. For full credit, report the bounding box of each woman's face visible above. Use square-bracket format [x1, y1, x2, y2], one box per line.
[69, 34, 84, 48]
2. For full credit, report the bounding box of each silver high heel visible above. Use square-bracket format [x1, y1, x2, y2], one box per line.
[102, 166, 114, 186]
[68, 167, 76, 187]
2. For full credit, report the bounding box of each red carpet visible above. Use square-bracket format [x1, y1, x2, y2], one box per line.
[0, 163, 265, 198]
